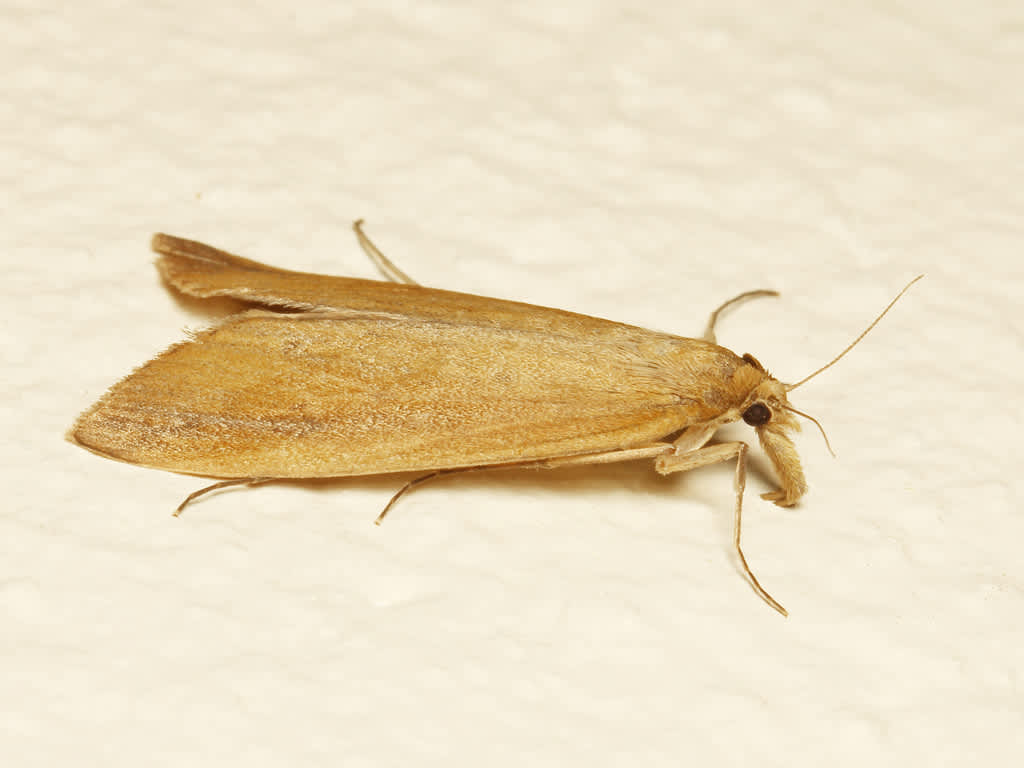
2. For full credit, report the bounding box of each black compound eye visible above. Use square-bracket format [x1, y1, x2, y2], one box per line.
[742, 402, 771, 427]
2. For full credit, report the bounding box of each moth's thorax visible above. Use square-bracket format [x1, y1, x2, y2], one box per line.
[666, 341, 782, 424]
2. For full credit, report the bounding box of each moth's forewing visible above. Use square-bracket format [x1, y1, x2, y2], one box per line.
[71, 309, 751, 478]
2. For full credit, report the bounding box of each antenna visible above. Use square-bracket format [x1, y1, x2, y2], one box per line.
[787, 275, 923, 391]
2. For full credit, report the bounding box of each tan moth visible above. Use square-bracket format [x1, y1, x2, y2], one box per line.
[69, 222, 920, 615]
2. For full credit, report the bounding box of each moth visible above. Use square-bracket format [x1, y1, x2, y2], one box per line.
[69, 222, 920, 615]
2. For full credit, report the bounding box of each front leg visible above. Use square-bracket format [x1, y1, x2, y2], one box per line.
[655, 441, 787, 616]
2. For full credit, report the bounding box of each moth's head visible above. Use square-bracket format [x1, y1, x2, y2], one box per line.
[734, 353, 807, 507]
[714, 275, 922, 509]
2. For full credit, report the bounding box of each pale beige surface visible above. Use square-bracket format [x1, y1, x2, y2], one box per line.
[3, 2, 1021, 766]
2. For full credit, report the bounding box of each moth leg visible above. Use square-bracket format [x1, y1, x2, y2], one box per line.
[536, 443, 674, 469]
[703, 289, 779, 343]
[352, 219, 419, 285]
[655, 442, 787, 616]
[376, 443, 676, 524]
[174, 477, 272, 517]
[376, 468, 471, 524]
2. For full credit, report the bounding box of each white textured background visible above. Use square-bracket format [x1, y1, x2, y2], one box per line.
[4, 2, 1021, 765]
